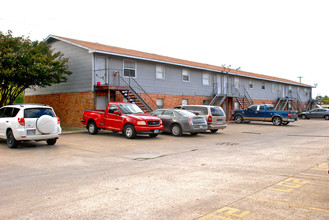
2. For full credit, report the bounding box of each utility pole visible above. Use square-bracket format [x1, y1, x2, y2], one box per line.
[297, 76, 303, 83]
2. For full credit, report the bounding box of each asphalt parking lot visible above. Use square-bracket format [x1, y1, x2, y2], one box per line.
[0, 119, 328, 220]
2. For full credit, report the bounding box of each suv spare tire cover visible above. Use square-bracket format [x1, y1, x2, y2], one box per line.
[36, 115, 57, 134]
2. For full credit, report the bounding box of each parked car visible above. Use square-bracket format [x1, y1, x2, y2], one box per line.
[233, 104, 298, 126]
[174, 105, 227, 133]
[82, 102, 164, 139]
[300, 108, 329, 120]
[151, 109, 207, 136]
[0, 104, 61, 148]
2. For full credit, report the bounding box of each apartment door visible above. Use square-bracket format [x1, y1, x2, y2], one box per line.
[95, 57, 107, 85]
[223, 76, 228, 94]
[217, 75, 222, 94]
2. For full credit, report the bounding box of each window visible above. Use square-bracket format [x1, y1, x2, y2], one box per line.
[2, 107, 19, 118]
[288, 86, 292, 93]
[261, 82, 266, 90]
[182, 106, 208, 115]
[210, 107, 225, 116]
[182, 99, 188, 105]
[234, 77, 240, 89]
[163, 110, 174, 117]
[249, 105, 257, 111]
[156, 64, 165, 79]
[156, 98, 164, 108]
[108, 104, 119, 114]
[259, 106, 265, 111]
[249, 80, 254, 89]
[24, 108, 55, 118]
[123, 60, 136, 78]
[182, 69, 190, 82]
[151, 110, 164, 116]
[272, 83, 278, 93]
[202, 72, 210, 86]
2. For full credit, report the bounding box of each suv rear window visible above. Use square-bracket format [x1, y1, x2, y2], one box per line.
[24, 108, 55, 118]
[210, 107, 225, 116]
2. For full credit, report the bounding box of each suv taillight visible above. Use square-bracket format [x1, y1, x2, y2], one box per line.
[57, 117, 60, 124]
[18, 118, 25, 126]
[208, 115, 212, 122]
[288, 112, 291, 117]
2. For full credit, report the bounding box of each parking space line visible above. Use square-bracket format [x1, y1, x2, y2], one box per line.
[248, 196, 329, 213]
[0, 148, 34, 157]
[266, 178, 310, 193]
[198, 206, 251, 220]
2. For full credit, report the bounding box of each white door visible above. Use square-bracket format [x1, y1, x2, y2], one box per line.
[223, 76, 228, 94]
[96, 96, 107, 110]
[95, 57, 107, 85]
[217, 75, 222, 94]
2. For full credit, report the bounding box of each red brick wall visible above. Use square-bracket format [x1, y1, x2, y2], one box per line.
[139, 94, 212, 109]
[24, 92, 94, 127]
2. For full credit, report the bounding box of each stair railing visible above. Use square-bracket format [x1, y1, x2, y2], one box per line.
[118, 75, 159, 111]
[243, 87, 254, 106]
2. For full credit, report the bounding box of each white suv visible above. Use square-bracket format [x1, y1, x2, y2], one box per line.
[0, 104, 61, 148]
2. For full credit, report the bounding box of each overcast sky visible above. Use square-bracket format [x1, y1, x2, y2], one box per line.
[1, 0, 328, 97]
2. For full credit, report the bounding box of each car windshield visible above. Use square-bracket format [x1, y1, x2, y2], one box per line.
[211, 107, 225, 116]
[119, 104, 144, 114]
[24, 108, 55, 118]
[175, 110, 196, 117]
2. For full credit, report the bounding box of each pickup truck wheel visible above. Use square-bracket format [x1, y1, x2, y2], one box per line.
[234, 115, 243, 124]
[87, 121, 98, 135]
[272, 117, 282, 126]
[324, 115, 329, 120]
[123, 124, 136, 139]
[171, 124, 182, 136]
[7, 130, 20, 148]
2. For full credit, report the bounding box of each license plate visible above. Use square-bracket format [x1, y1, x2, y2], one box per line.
[27, 129, 36, 135]
[154, 129, 159, 134]
[217, 119, 222, 122]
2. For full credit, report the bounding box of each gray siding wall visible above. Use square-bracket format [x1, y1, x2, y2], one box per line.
[240, 77, 311, 102]
[25, 40, 93, 96]
[103, 54, 311, 102]
[132, 60, 214, 97]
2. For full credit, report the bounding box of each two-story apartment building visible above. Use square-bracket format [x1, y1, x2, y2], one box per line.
[24, 35, 313, 127]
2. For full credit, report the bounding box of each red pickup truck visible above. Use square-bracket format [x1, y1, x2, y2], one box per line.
[82, 102, 164, 139]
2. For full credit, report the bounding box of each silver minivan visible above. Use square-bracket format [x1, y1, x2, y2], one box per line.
[175, 105, 227, 133]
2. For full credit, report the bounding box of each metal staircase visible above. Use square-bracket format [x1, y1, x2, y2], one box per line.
[210, 94, 227, 106]
[118, 75, 158, 113]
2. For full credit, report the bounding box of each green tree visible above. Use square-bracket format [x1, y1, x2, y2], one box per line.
[322, 95, 329, 104]
[0, 30, 72, 107]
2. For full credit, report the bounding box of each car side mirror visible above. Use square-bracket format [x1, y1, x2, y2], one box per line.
[114, 110, 120, 115]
